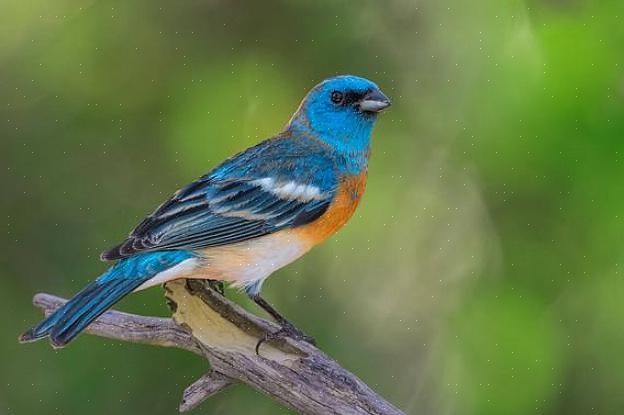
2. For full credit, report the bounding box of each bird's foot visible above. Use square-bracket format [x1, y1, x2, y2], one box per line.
[255, 322, 316, 354]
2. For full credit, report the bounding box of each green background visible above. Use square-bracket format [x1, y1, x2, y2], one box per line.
[2, 1, 623, 414]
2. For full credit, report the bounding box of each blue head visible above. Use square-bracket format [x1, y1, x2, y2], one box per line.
[288, 75, 391, 158]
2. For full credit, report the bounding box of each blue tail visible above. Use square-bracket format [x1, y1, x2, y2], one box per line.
[20, 251, 194, 347]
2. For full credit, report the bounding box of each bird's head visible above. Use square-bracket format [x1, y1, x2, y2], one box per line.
[288, 75, 391, 156]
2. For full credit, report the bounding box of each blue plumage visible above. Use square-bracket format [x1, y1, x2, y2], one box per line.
[102, 152, 337, 258]
[20, 251, 194, 347]
[21, 75, 390, 346]
[289, 75, 382, 172]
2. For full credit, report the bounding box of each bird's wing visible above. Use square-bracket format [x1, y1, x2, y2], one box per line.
[101, 141, 337, 260]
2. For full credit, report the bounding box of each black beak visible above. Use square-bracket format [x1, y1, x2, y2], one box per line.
[358, 89, 391, 113]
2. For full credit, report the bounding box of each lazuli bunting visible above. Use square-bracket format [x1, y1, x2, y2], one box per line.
[20, 75, 391, 348]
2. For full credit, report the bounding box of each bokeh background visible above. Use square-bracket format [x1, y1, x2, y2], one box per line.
[2, 0, 623, 414]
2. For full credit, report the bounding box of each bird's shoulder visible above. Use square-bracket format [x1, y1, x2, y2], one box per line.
[207, 132, 337, 188]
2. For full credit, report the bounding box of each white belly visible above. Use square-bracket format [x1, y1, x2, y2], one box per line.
[134, 258, 202, 291]
[135, 231, 309, 294]
[199, 230, 309, 293]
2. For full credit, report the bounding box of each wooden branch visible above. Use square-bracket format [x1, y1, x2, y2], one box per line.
[179, 371, 234, 412]
[32, 293, 202, 355]
[28, 280, 404, 415]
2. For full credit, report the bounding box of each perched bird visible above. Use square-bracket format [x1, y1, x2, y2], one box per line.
[20, 75, 391, 349]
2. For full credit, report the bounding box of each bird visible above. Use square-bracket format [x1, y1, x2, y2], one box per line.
[20, 74, 391, 349]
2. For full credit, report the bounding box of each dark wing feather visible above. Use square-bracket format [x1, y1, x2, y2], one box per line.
[101, 177, 333, 260]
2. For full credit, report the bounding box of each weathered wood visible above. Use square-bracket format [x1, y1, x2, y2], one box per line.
[179, 371, 234, 413]
[32, 293, 202, 355]
[28, 281, 404, 415]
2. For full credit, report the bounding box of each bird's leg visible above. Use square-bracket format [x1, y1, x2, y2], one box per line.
[249, 294, 315, 353]
[250, 294, 291, 326]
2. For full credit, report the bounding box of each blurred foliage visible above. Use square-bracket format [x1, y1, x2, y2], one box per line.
[2, 0, 623, 414]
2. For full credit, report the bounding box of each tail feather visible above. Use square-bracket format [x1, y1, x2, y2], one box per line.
[20, 278, 148, 347]
[19, 251, 196, 347]
[19, 282, 104, 342]
[49, 278, 146, 347]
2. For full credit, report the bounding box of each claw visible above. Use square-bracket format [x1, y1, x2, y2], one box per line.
[255, 324, 316, 354]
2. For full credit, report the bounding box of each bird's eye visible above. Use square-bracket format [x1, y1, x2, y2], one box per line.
[331, 91, 344, 104]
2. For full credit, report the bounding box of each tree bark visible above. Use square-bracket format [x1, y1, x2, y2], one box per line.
[27, 279, 404, 415]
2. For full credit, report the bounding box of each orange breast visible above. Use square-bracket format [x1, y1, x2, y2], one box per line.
[297, 171, 368, 247]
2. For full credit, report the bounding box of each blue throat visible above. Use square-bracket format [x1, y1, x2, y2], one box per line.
[284, 75, 388, 175]
[288, 106, 376, 175]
